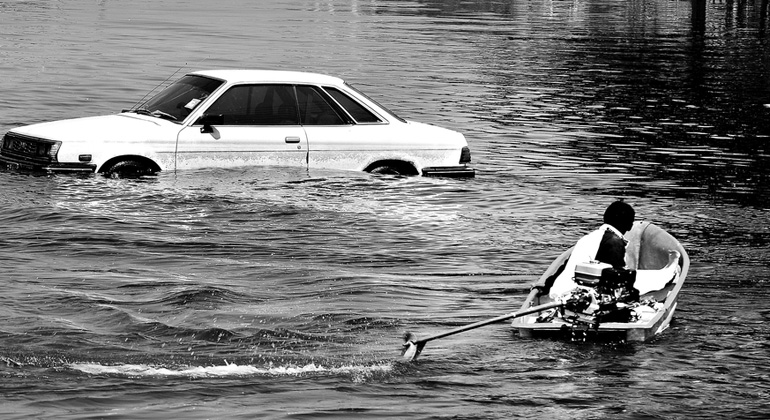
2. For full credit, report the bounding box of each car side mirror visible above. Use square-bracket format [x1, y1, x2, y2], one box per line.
[198, 114, 224, 134]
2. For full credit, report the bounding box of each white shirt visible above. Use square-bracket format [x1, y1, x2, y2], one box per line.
[549, 224, 626, 299]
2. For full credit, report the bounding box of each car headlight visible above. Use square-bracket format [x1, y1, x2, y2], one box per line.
[2, 133, 61, 162]
[48, 141, 62, 160]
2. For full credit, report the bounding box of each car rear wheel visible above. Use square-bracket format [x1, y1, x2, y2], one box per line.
[366, 161, 418, 176]
[102, 160, 157, 178]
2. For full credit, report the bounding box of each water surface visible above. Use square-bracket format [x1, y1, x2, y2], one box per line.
[1, 0, 769, 418]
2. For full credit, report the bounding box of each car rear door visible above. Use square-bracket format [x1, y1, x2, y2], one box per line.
[174, 84, 308, 171]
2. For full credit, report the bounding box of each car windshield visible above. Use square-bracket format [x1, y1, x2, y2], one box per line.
[133, 75, 224, 123]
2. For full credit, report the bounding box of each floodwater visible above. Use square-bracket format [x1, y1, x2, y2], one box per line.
[1, 0, 769, 418]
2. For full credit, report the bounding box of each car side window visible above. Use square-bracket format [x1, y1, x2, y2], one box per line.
[204, 84, 299, 125]
[323, 87, 382, 123]
[295, 85, 346, 125]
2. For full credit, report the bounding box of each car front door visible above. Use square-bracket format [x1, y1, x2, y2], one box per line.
[174, 84, 308, 171]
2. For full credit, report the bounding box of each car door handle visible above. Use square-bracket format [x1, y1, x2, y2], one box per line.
[285, 136, 301, 144]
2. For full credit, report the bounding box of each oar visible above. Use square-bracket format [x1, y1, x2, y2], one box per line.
[402, 301, 564, 361]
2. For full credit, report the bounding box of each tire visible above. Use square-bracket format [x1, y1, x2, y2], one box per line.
[103, 160, 156, 179]
[367, 161, 417, 176]
[369, 165, 403, 176]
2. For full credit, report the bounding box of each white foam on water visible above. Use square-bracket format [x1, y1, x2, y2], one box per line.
[69, 360, 393, 379]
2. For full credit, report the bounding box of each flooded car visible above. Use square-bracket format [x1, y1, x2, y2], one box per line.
[0, 70, 474, 178]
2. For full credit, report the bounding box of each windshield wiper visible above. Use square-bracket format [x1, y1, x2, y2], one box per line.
[129, 108, 178, 121]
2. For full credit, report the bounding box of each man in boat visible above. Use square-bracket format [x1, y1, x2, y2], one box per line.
[548, 200, 636, 299]
[547, 200, 679, 304]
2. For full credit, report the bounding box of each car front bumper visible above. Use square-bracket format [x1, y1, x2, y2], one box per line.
[0, 154, 96, 173]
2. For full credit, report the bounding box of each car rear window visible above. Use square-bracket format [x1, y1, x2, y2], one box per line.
[344, 82, 406, 123]
[323, 87, 382, 124]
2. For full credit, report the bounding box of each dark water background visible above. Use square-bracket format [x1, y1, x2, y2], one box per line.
[1, 0, 769, 418]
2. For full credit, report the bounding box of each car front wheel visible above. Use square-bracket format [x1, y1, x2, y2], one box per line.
[102, 160, 157, 178]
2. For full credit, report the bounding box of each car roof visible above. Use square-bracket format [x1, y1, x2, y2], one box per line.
[189, 69, 346, 86]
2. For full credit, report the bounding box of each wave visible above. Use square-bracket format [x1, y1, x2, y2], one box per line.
[68, 360, 393, 379]
[152, 285, 251, 307]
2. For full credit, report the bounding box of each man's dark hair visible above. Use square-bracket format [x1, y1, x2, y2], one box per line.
[603, 201, 635, 233]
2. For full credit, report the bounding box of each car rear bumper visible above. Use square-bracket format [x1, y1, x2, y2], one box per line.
[421, 165, 475, 178]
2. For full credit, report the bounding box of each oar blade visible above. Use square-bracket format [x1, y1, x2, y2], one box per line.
[401, 332, 425, 361]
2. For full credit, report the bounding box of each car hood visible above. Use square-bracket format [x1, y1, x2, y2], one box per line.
[10, 113, 181, 143]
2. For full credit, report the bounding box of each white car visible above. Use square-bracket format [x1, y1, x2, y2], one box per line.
[0, 70, 474, 178]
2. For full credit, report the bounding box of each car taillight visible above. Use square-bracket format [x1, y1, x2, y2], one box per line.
[459, 146, 471, 164]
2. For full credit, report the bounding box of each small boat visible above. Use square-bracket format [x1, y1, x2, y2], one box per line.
[513, 221, 689, 342]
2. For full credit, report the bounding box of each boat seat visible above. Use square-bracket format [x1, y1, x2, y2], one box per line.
[624, 221, 683, 295]
[625, 221, 681, 271]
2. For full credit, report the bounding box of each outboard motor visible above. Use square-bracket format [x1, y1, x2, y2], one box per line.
[567, 261, 639, 323]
